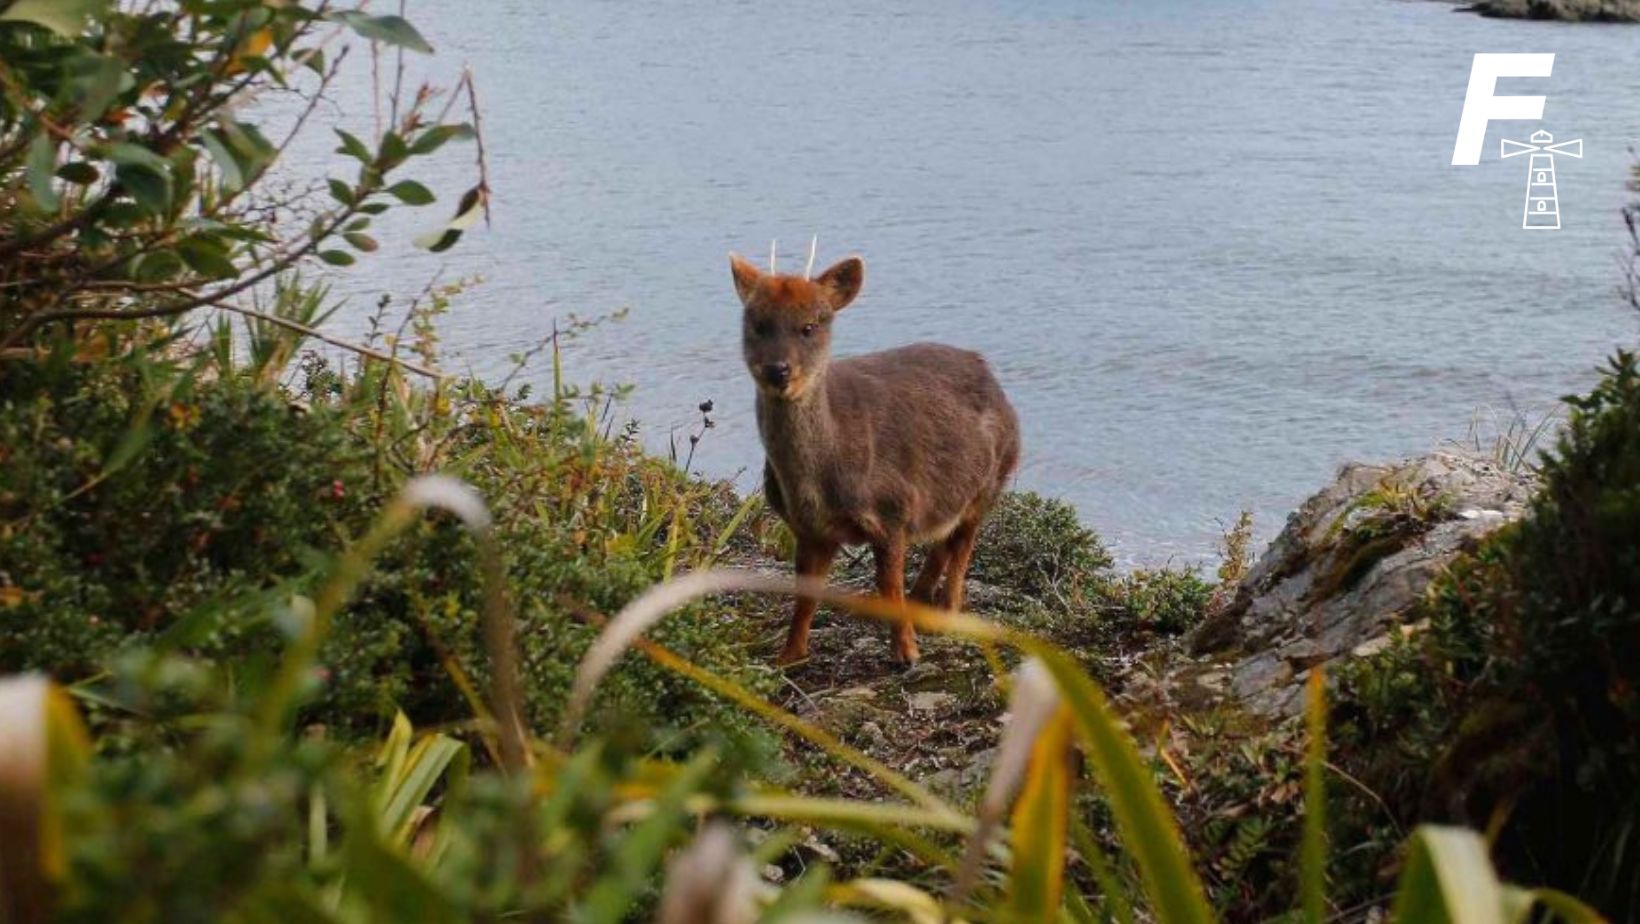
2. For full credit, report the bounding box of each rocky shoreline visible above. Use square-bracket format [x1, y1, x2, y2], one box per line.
[1451, 0, 1640, 21]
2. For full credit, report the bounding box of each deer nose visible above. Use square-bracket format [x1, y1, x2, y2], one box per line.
[762, 362, 792, 388]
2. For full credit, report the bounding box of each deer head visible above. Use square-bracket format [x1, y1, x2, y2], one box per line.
[729, 253, 864, 401]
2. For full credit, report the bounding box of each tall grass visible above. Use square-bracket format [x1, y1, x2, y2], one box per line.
[0, 467, 1610, 921]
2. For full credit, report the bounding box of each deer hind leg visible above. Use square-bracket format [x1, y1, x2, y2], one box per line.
[874, 534, 919, 665]
[908, 543, 951, 605]
[778, 536, 838, 666]
[936, 515, 983, 614]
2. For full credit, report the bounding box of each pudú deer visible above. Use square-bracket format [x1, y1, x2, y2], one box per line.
[729, 251, 1021, 666]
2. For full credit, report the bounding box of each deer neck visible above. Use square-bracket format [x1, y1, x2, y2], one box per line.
[757, 369, 838, 490]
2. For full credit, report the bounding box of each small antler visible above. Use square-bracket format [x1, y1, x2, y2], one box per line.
[805, 235, 818, 279]
[768, 239, 777, 274]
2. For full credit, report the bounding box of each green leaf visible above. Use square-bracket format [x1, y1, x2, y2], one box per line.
[55, 162, 99, 185]
[102, 202, 145, 228]
[344, 232, 378, 252]
[334, 129, 372, 162]
[386, 180, 434, 206]
[327, 179, 356, 206]
[220, 120, 276, 182]
[0, 0, 108, 37]
[201, 131, 244, 192]
[413, 184, 486, 253]
[580, 750, 718, 924]
[375, 727, 467, 843]
[379, 131, 408, 167]
[26, 134, 58, 211]
[63, 50, 130, 119]
[318, 249, 355, 267]
[106, 142, 173, 213]
[105, 142, 169, 173]
[339, 825, 456, 923]
[115, 163, 170, 212]
[329, 11, 434, 53]
[176, 235, 237, 280]
[130, 249, 184, 283]
[408, 123, 475, 157]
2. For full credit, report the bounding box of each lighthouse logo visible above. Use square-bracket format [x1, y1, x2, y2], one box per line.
[1500, 130, 1582, 230]
[1451, 53, 1583, 231]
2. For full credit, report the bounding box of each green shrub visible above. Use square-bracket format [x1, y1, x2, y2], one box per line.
[0, 344, 779, 750]
[50, 649, 756, 924]
[0, 0, 481, 347]
[0, 351, 368, 677]
[1106, 567, 1215, 636]
[970, 491, 1113, 601]
[1333, 349, 1640, 917]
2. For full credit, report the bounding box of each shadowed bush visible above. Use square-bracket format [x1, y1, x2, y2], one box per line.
[1334, 349, 1640, 918]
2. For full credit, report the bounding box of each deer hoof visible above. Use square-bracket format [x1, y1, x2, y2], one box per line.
[890, 641, 921, 667]
[775, 646, 809, 667]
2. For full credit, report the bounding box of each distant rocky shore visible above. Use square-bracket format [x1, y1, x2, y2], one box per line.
[1452, 0, 1640, 21]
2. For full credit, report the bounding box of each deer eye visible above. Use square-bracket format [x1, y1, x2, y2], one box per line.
[753, 320, 773, 338]
[800, 322, 818, 338]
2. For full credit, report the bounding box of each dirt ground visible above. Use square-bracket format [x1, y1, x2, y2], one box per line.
[732, 551, 1192, 806]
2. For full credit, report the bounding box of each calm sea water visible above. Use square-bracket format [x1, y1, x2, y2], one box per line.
[291, 0, 1640, 565]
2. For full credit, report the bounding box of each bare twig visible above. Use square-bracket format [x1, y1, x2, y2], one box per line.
[388, 0, 408, 127]
[216, 300, 445, 379]
[2, 198, 364, 349]
[461, 67, 492, 226]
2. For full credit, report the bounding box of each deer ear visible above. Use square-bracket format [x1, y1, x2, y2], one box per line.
[728, 253, 761, 306]
[815, 256, 864, 311]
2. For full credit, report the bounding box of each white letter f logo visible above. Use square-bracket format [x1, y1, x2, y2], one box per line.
[1452, 53, 1554, 166]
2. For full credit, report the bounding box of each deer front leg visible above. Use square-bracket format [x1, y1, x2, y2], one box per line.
[778, 536, 838, 666]
[874, 534, 919, 665]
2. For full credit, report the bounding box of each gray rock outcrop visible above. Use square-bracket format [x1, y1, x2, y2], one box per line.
[1191, 452, 1537, 717]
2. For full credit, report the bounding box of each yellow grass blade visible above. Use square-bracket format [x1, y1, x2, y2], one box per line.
[1519, 887, 1609, 924]
[1389, 826, 1505, 924]
[727, 792, 966, 869]
[570, 602, 962, 818]
[1301, 669, 1328, 924]
[559, 568, 1007, 742]
[1025, 648, 1215, 924]
[0, 675, 90, 924]
[830, 878, 950, 924]
[1010, 708, 1074, 922]
[563, 569, 1214, 922]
